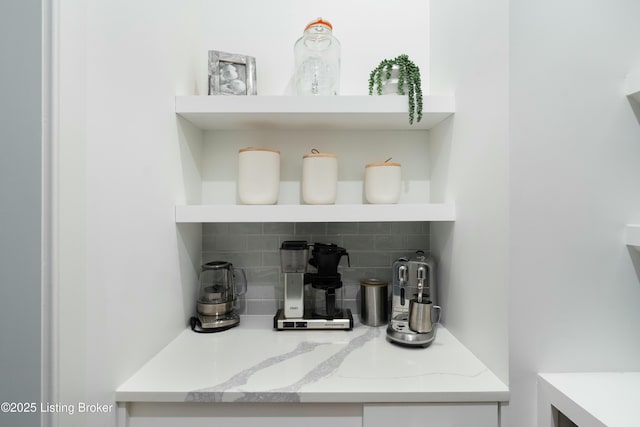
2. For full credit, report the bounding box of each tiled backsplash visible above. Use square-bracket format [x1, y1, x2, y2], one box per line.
[202, 222, 430, 315]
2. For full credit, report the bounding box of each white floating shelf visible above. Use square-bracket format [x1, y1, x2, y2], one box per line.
[625, 73, 640, 103]
[175, 203, 456, 223]
[175, 95, 455, 131]
[626, 224, 640, 250]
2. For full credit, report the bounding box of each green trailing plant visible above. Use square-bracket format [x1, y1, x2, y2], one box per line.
[368, 54, 423, 125]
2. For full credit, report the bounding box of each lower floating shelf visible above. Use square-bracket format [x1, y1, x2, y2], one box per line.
[175, 203, 456, 223]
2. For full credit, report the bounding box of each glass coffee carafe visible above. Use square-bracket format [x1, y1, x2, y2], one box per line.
[310, 285, 345, 318]
[305, 243, 349, 318]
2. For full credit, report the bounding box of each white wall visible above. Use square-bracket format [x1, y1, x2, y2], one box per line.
[56, 1, 202, 426]
[197, 0, 429, 96]
[429, 0, 510, 384]
[55, 1, 512, 425]
[508, 0, 640, 425]
[54, 2, 640, 426]
[0, 2, 43, 427]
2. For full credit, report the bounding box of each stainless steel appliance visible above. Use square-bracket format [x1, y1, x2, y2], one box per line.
[191, 261, 247, 333]
[274, 241, 353, 330]
[386, 250, 441, 347]
[359, 278, 389, 326]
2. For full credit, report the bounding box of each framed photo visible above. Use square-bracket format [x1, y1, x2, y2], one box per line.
[208, 50, 257, 96]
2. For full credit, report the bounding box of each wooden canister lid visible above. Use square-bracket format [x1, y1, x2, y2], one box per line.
[365, 161, 401, 168]
[303, 152, 337, 158]
[238, 147, 280, 154]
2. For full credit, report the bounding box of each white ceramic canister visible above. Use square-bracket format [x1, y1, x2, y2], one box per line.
[364, 161, 402, 204]
[237, 147, 280, 205]
[302, 151, 338, 204]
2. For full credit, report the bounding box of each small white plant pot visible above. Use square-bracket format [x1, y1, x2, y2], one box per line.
[380, 65, 409, 95]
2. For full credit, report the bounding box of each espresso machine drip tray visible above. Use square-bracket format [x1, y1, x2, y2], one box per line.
[386, 317, 436, 347]
[274, 309, 353, 330]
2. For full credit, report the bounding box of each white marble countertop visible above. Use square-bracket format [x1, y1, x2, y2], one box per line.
[538, 372, 640, 427]
[116, 316, 509, 404]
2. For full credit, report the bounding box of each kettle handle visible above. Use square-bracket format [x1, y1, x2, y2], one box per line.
[233, 268, 247, 296]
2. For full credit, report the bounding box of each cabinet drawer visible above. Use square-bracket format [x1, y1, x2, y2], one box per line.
[363, 403, 498, 427]
[125, 402, 362, 427]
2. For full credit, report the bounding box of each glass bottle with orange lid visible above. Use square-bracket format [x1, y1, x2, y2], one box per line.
[294, 18, 341, 96]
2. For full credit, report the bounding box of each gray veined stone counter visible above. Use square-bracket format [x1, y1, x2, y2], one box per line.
[116, 316, 508, 404]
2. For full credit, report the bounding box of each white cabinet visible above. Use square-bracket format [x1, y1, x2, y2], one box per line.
[174, 95, 455, 223]
[538, 372, 640, 427]
[121, 403, 362, 427]
[119, 402, 499, 427]
[363, 403, 498, 427]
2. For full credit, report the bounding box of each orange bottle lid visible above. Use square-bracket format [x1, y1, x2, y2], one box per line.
[305, 17, 333, 31]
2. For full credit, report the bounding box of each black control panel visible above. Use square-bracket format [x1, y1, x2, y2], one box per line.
[282, 321, 308, 328]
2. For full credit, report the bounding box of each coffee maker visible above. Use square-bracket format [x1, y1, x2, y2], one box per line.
[386, 251, 441, 347]
[191, 261, 247, 333]
[274, 241, 353, 330]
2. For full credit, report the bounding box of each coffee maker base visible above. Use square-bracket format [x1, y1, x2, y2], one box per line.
[273, 309, 354, 330]
[191, 312, 240, 333]
[386, 321, 436, 347]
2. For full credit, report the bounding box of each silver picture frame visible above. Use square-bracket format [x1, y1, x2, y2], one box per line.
[208, 50, 257, 96]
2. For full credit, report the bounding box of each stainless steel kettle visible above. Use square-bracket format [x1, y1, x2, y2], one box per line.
[194, 261, 247, 332]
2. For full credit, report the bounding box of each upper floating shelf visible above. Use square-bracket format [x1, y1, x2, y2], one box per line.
[625, 73, 640, 103]
[175, 95, 455, 131]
